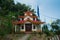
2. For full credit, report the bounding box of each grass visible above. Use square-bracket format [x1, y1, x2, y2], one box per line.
[27, 34, 32, 40]
[27, 33, 47, 40]
[0, 33, 26, 40]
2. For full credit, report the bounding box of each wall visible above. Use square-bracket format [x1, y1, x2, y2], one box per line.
[24, 16, 33, 20]
[32, 24, 37, 31]
[20, 24, 25, 32]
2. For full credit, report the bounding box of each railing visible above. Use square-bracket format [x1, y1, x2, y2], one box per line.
[46, 35, 60, 40]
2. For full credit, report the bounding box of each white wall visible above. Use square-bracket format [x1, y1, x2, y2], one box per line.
[32, 24, 37, 31]
[24, 16, 33, 20]
[24, 13, 32, 16]
[20, 24, 25, 31]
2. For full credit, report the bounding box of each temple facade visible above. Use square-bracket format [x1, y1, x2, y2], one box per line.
[13, 11, 44, 33]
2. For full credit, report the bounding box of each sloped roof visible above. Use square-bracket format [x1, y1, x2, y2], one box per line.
[18, 16, 37, 18]
[18, 11, 37, 18]
[12, 18, 45, 25]
[12, 11, 45, 25]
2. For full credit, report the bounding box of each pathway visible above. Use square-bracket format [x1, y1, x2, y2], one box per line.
[18, 34, 30, 40]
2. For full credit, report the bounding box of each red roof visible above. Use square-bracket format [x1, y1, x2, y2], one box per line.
[18, 11, 37, 18]
[24, 11, 32, 15]
[18, 16, 37, 18]
[18, 16, 24, 18]
[12, 19, 45, 25]
[12, 11, 45, 25]
[32, 20, 45, 24]
[12, 20, 25, 24]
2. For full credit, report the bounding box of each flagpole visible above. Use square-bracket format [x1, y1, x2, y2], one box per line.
[37, 5, 40, 20]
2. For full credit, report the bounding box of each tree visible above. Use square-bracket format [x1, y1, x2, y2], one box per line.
[51, 19, 60, 35]
[0, 0, 15, 16]
[42, 24, 50, 36]
[42, 24, 55, 37]
[0, 0, 35, 37]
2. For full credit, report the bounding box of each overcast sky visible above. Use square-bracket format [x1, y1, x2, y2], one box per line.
[14, 0, 60, 23]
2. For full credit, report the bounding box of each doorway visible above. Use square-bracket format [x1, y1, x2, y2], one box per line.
[25, 24, 32, 32]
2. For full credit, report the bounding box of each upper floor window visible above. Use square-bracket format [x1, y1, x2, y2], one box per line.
[25, 13, 27, 15]
[18, 18, 20, 21]
[18, 18, 24, 21]
[22, 18, 24, 20]
[30, 13, 32, 15]
[19, 18, 24, 21]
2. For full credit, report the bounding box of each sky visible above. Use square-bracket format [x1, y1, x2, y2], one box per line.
[14, 0, 60, 23]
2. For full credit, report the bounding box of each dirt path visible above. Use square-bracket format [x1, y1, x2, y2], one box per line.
[18, 34, 30, 40]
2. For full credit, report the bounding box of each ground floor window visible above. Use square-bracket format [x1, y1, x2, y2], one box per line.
[22, 26, 24, 29]
[33, 25, 35, 29]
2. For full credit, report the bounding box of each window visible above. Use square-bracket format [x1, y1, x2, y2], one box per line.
[18, 18, 20, 21]
[27, 18, 29, 19]
[33, 18, 35, 20]
[20, 18, 22, 20]
[22, 26, 24, 29]
[30, 13, 32, 15]
[25, 14, 26, 15]
[33, 26, 35, 29]
[20, 18, 24, 20]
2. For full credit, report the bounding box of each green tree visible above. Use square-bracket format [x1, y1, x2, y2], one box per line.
[42, 24, 50, 36]
[51, 19, 60, 35]
[0, 0, 15, 16]
[42, 24, 54, 37]
[0, 0, 35, 37]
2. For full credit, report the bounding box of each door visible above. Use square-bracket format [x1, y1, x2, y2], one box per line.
[25, 24, 32, 32]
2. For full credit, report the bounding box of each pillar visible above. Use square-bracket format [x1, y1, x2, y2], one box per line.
[35, 18, 36, 21]
[24, 24, 25, 31]
[32, 24, 33, 31]
[15, 25, 17, 32]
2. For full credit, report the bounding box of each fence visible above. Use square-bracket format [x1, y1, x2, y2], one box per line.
[46, 35, 60, 40]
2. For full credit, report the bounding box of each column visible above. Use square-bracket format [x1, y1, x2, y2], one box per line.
[36, 25, 37, 31]
[35, 18, 36, 21]
[32, 24, 33, 31]
[41, 24, 43, 32]
[24, 24, 25, 31]
[20, 26, 21, 31]
[15, 25, 17, 32]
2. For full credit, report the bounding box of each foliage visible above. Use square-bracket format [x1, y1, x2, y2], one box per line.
[0, 17, 12, 36]
[42, 19, 60, 36]
[0, 0, 35, 36]
[0, 0, 35, 16]
[42, 24, 50, 36]
[51, 19, 60, 35]
[42, 24, 54, 36]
